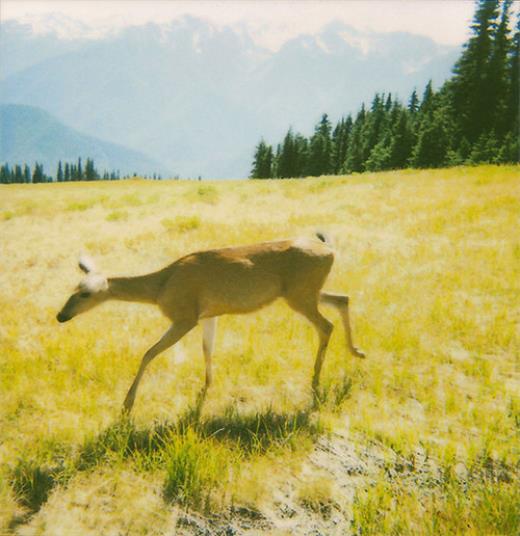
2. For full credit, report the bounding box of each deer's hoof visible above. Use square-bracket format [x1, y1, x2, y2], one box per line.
[122, 398, 134, 414]
[353, 348, 366, 359]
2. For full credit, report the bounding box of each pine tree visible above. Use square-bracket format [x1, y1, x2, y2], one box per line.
[389, 109, 415, 169]
[496, 131, 519, 163]
[250, 140, 274, 178]
[14, 165, 22, 183]
[1, 164, 11, 184]
[277, 129, 298, 178]
[361, 94, 387, 167]
[331, 116, 352, 174]
[23, 164, 31, 183]
[293, 133, 309, 177]
[77, 158, 83, 180]
[419, 80, 435, 116]
[32, 163, 45, 183]
[343, 105, 366, 173]
[408, 89, 419, 114]
[57, 161, 64, 182]
[365, 139, 391, 171]
[450, 0, 501, 141]
[385, 93, 393, 112]
[308, 114, 333, 176]
[468, 130, 499, 163]
[411, 110, 450, 168]
[488, 0, 513, 137]
[506, 12, 519, 145]
[85, 158, 99, 181]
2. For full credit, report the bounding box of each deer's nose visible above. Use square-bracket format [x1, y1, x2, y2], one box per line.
[56, 312, 70, 323]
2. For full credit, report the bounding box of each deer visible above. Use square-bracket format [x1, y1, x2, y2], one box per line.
[56, 234, 365, 414]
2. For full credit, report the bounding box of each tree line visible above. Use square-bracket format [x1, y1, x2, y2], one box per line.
[251, 0, 519, 179]
[0, 157, 163, 184]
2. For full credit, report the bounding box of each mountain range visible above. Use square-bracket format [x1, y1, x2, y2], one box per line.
[0, 104, 163, 176]
[0, 17, 460, 178]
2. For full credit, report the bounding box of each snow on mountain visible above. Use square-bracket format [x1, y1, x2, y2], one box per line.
[0, 17, 459, 178]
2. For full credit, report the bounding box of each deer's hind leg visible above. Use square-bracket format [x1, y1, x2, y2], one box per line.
[286, 294, 333, 391]
[320, 292, 365, 358]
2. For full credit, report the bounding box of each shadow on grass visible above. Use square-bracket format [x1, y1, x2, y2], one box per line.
[8, 401, 324, 522]
[77, 402, 324, 468]
[8, 457, 75, 530]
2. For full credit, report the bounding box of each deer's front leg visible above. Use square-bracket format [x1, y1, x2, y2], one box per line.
[123, 320, 195, 414]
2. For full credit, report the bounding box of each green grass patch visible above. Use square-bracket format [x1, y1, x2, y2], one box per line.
[106, 209, 128, 221]
[161, 215, 201, 233]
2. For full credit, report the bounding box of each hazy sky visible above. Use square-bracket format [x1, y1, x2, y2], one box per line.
[2, 1, 476, 49]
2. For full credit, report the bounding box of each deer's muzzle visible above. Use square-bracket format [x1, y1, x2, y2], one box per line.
[56, 312, 71, 323]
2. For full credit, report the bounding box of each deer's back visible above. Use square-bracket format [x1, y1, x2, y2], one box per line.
[157, 238, 334, 320]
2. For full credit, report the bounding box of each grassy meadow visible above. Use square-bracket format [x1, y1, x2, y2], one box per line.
[0, 165, 519, 535]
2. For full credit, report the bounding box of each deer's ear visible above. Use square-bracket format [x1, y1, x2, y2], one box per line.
[78, 254, 96, 274]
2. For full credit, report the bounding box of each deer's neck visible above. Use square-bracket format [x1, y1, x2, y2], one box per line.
[108, 271, 168, 304]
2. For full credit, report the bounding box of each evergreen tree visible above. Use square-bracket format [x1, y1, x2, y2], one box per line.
[277, 129, 298, 178]
[308, 114, 333, 176]
[496, 131, 519, 163]
[64, 163, 70, 181]
[250, 140, 274, 178]
[365, 139, 391, 171]
[14, 165, 23, 183]
[411, 110, 450, 168]
[343, 105, 366, 173]
[293, 133, 310, 177]
[450, 0, 501, 141]
[389, 109, 415, 169]
[77, 157, 83, 180]
[85, 158, 99, 181]
[24, 164, 31, 183]
[57, 161, 64, 182]
[1, 164, 11, 184]
[385, 92, 393, 112]
[468, 130, 499, 163]
[331, 116, 352, 174]
[488, 0, 513, 137]
[419, 80, 435, 116]
[361, 94, 387, 167]
[32, 163, 45, 183]
[408, 89, 419, 114]
[506, 12, 519, 146]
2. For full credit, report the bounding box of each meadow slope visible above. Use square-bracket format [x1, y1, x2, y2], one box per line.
[0, 166, 519, 535]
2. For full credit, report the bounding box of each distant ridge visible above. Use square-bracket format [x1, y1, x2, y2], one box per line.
[0, 104, 166, 177]
[0, 18, 459, 178]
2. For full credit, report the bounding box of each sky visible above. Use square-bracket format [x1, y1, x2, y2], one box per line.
[1, 0, 477, 50]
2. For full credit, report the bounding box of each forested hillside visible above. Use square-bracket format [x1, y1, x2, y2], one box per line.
[251, 0, 519, 178]
[0, 17, 458, 179]
[0, 104, 163, 181]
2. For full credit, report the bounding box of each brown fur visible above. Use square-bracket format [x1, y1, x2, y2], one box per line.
[57, 237, 364, 413]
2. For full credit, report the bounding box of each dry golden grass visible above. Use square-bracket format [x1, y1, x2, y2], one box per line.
[1, 165, 519, 534]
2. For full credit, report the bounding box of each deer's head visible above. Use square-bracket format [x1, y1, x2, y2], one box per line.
[56, 256, 109, 323]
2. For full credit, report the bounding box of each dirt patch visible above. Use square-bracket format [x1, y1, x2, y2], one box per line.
[173, 427, 379, 535]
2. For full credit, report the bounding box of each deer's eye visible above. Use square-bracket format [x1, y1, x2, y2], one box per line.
[80, 292, 91, 298]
